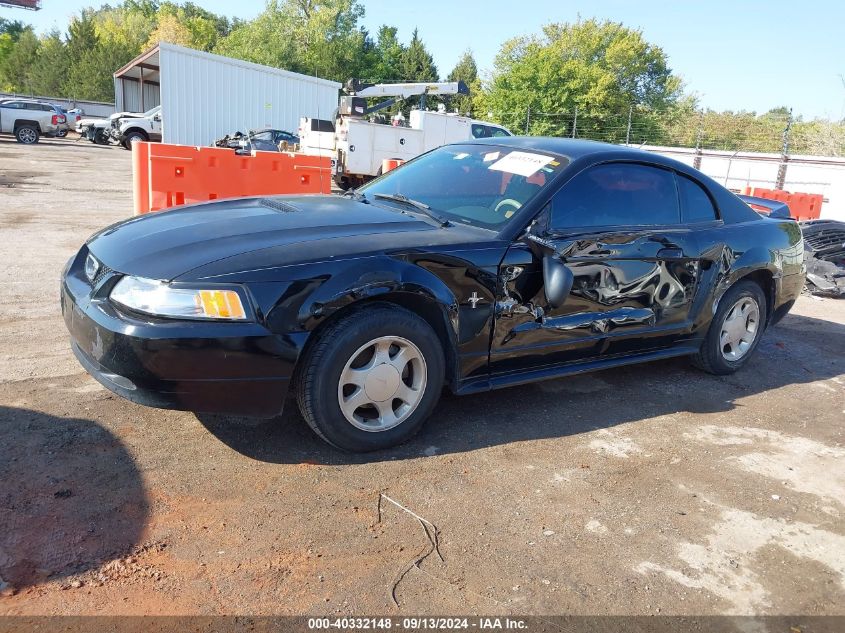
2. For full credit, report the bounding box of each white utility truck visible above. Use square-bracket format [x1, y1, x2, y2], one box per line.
[298, 80, 511, 189]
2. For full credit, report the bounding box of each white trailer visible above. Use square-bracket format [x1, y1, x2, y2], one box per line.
[113, 42, 341, 147]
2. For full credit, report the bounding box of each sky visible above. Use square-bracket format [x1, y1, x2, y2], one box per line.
[3, 0, 843, 120]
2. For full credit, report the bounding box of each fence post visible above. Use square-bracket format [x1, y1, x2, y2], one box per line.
[775, 108, 793, 190]
[572, 106, 578, 139]
[693, 111, 704, 170]
[625, 105, 633, 146]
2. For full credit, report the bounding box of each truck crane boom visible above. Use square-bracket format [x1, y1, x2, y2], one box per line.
[340, 79, 470, 117]
[344, 79, 469, 99]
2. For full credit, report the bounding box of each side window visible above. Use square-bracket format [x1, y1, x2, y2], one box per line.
[551, 163, 680, 230]
[471, 124, 489, 138]
[677, 174, 718, 223]
[489, 127, 511, 137]
[2, 102, 22, 109]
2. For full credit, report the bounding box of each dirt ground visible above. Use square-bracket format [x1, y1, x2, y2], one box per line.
[0, 136, 844, 619]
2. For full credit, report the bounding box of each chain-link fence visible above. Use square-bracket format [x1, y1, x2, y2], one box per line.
[487, 106, 845, 158]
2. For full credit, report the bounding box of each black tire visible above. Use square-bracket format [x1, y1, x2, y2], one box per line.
[15, 125, 39, 144]
[296, 304, 445, 452]
[122, 131, 147, 149]
[692, 280, 767, 375]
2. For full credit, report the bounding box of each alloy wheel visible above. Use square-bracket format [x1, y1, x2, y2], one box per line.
[719, 296, 760, 361]
[337, 336, 427, 432]
[19, 128, 37, 144]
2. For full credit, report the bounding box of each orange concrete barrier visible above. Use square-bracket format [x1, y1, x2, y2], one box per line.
[381, 158, 404, 174]
[741, 186, 823, 221]
[133, 142, 333, 215]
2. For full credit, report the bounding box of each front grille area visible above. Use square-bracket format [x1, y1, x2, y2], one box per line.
[802, 221, 845, 260]
[91, 264, 112, 287]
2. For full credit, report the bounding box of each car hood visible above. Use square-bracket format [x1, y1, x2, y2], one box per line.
[77, 117, 109, 127]
[86, 195, 486, 281]
[109, 111, 145, 121]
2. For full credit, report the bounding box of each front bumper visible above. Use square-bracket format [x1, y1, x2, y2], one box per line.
[61, 252, 305, 417]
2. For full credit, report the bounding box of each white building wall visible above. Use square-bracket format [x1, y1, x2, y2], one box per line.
[156, 43, 340, 147]
[642, 145, 845, 221]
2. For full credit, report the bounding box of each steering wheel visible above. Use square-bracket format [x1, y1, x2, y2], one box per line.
[494, 198, 522, 215]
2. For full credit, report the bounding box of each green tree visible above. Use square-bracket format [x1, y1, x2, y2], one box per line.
[0, 27, 38, 93]
[215, 0, 367, 81]
[446, 49, 477, 115]
[483, 18, 680, 139]
[366, 25, 404, 83]
[0, 19, 29, 88]
[397, 28, 437, 112]
[66, 12, 99, 60]
[399, 28, 437, 81]
[29, 31, 67, 97]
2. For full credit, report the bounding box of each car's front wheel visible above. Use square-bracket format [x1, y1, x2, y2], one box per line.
[296, 304, 445, 452]
[693, 280, 767, 375]
[122, 131, 147, 149]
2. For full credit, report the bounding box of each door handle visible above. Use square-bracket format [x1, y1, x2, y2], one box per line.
[657, 247, 684, 259]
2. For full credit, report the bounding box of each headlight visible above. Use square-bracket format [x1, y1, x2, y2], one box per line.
[110, 276, 248, 320]
[84, 253, 100, 283]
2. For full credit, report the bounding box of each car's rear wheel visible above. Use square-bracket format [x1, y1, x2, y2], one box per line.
[692, 280, 767, 375]
[296, 304, 445, 452]
[15, 125, 39, 144]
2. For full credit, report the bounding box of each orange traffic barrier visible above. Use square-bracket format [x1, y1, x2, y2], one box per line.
[381, 158, 404, 174]
[741, 186, 823, 221]
[133, 142, 333, 215]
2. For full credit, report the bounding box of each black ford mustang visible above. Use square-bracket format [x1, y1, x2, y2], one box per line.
[62, 138, 805, 452]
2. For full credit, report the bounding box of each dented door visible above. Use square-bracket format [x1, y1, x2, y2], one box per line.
[490, 229, 701, 375]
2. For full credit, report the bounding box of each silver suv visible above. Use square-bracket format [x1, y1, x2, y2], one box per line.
[0, 99, 67, 144]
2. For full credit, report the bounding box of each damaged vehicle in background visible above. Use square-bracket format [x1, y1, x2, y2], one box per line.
[741, 195, 845, 298]
[61, 138, 805, 452]
[77, 105, 162, 147]
[800, 219, 845, 297]
[214, 128, 300, 154]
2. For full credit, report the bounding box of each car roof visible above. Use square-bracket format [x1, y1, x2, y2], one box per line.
[1, 98, 57, 107]
[464, 136, 762, 228]
[465, 136, 645, 159]
[465, 136, 717, 176]
[250, 128, 295, 135]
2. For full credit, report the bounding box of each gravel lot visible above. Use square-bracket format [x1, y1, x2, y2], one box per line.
[1, 136, 844, 618]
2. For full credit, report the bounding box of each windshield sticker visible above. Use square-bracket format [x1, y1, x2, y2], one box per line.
[489, 151, 554, 177]
[483, 151, 500, 162]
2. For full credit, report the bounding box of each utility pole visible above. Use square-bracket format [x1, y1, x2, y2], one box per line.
[693, 110, 704, 170]
[572, 106, 578, 139]
[775, 108, 793, 190]
[625, 105, 633, 146]
[525, 106, 530, 135]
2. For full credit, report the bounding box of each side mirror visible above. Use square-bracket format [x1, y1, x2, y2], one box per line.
[543, 254, 573, 309]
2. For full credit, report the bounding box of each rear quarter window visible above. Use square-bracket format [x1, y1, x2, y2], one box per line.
[678, 174, 718, 223]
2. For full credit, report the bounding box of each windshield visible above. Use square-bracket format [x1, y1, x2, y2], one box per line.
[143, 106, 161, 117]
[358, 144, 568, 231]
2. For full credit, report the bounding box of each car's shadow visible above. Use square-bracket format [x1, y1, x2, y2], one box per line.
[196, 312, 845, 465]
[0, 406, 148, 593]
